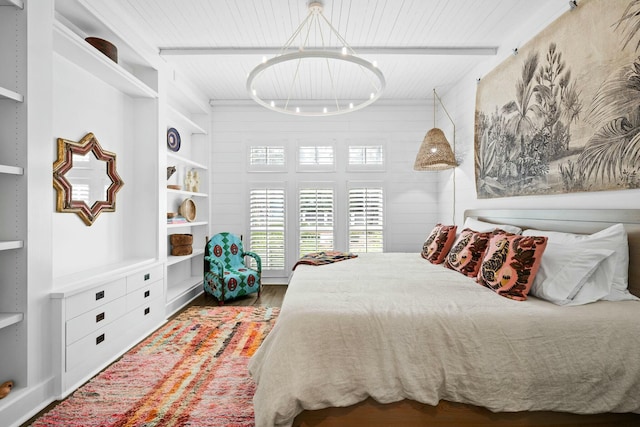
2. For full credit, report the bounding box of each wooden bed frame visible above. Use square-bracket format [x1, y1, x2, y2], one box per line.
[293, 209, 640, 427]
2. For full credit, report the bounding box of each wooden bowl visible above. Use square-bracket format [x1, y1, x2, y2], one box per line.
[167, 212, 177, 219]
[85, 37, 118, 63]
[179, 198, 196, 222]
[167, 184, 181, 190]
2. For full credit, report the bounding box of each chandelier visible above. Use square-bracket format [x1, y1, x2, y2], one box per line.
[246, 1, 385, 116]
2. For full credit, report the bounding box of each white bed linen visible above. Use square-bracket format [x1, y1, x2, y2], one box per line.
[249, 253, 640, 427]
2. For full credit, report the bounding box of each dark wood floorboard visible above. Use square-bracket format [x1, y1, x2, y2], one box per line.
[21, 285, 287, 426]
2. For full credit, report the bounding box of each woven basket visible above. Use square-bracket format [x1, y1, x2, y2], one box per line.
[179, 198, 196, 222]
[171, 245, 193, 256]
[170, 234, 193, 246]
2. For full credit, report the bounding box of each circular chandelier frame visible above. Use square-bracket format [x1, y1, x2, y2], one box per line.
[246, 1, 386, 117]
[246, 51, 386, 117]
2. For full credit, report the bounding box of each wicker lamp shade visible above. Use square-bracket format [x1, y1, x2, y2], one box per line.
[414, 128, 457, 171]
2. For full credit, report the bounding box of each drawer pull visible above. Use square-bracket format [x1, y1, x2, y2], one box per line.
[96, 312, 105, 323]
[95, 290, 105, 300]
[144, 290, 150, 298]
[144, 273, 150, 281]
[96, 333, 105, 345]
[144, 307, 150, 315]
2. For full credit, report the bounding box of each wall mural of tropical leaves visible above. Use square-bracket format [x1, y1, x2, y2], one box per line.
[475, 0, 640, 198]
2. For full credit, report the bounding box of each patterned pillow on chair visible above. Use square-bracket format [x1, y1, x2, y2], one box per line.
[445, 228, 492, 277]
[421, 224, 457, 264]
[477, 234, 548, 301]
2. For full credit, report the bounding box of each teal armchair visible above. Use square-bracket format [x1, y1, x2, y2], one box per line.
[204, 232, 262, 304]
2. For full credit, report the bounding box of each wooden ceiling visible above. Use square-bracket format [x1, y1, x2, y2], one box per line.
[85, 0, 565, 103]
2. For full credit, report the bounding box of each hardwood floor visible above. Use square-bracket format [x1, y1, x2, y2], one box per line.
[21, 285, 287, 426]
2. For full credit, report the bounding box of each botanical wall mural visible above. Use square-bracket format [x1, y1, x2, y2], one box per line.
[475, 0, 640, 198]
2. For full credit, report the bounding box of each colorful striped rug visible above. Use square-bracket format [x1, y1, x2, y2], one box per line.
[31, 306, 279, 427]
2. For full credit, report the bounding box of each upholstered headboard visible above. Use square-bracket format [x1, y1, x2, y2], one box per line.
[464, 209, 640, 298]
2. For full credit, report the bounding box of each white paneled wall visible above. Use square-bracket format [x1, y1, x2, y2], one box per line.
[211, 102, 440, 279]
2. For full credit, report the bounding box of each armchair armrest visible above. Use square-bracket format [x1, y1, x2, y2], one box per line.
[204, 255, 225, 276]
[243, 251, 262, 275]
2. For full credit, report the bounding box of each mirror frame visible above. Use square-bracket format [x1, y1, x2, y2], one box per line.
[53, 132, 124, 226]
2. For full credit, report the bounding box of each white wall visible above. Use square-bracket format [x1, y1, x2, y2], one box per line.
[210, 102, 441, 276]
[439, 2, 640, 225]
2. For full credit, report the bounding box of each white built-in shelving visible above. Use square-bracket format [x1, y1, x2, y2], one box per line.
[164, 78, 211, 315]
[0, 0, 28, 417]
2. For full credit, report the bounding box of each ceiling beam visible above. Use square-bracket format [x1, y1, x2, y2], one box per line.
[159, 46, 498, 56]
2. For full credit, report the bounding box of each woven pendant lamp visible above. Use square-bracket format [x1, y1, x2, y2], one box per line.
[414, 89, 457, 171]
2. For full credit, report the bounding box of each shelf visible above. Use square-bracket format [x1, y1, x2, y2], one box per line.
[167, 276, 203, 303]
[0, 312, 23, 330]
[0, 86, 24, 102]
[0, 240, 24, 251]
[0, 165, 24, 175]
[167, 188, 208, 198]
[167, 248, 205, 266]
[53, 19, 157, 99]
[167, 106, 207, 135]
[167, 221, 208, 229]
[167, 152, 208, 170]
[0, 0, 23, 8]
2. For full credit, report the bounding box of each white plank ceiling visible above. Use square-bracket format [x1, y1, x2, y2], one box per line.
[85, 0, 563, 103]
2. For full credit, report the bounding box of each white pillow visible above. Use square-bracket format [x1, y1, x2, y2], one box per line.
[530, 243, 615, 305]
[523, 224, 638, 302]
[462, 217, 523, 234]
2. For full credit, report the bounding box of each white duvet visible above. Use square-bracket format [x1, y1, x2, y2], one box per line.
[249, 253, 640, 427]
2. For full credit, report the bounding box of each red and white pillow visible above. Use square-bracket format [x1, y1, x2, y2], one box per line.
[444, 228, 492, 278]
[476, 233, 548, 301]
[421, 224, 457, 264]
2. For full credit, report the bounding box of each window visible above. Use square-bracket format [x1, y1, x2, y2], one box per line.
[348, 186, 384, 253]
[249, 188, 285, 270]
[297, 145, 335, 171]
[248, 145, 286, 172]
[348, 145, 384, 165]
[299, 187, 334, 257]
[347, 144, 385, 171]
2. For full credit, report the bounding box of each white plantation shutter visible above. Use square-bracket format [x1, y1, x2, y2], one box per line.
[348, 145, 384, 165]
[299, 188, 334, 257]
[298, 145, 334, 171]
[348, 187, 384, 253]
[249, 146, 285, 165]
[249, 188, 285, 269]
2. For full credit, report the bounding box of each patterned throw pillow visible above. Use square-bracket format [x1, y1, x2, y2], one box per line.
[445, 228, 492, 277]
[421, 224, 457, 264]
[477, 234, 548, 301]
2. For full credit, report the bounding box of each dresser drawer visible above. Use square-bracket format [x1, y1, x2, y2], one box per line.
[65, 278, 126, 320]
[66, 296, 127, 345]
[126, 279, 162, 311]
[126, 296, 164, 332]
[66, 315, 127, 371]
[127, 264, 164, 293]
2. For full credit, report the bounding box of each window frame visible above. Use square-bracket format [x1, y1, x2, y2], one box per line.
[297, 182, 336, 258]
[346, 181, 385, 253]
[247, 182, 287, 277]
[296, 140, 336, 173]
[345, 139, 386, 172]
[246, 142, 288, 173]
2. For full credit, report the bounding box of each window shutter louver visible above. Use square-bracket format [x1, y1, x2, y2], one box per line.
[348, 187, 384, 253]
[249, 188, 286, 269]
[299, 188, 334, 257]
[348, 145, 384, 165]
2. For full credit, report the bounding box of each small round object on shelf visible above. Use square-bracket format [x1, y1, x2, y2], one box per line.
[167, 184, 181, 190]
[167, 128, 181, 151]
[179, 198, 196, 222]
[85, 37, 118, 63]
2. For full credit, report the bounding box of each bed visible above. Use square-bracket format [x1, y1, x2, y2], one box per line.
[248, 209, 640, 427]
